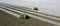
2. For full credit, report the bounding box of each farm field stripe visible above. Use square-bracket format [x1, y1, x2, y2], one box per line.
[0, 6, 60, 22]
[0, 7, 60, 26]
[0, 4, 59, 18]
[0, 8, 19, 17]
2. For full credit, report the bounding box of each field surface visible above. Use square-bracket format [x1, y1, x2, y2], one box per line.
[0, 10, 56, 26]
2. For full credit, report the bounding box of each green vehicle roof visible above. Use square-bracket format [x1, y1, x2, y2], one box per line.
[20, 13, 28, 19]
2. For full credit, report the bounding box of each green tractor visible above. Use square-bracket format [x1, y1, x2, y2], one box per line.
[20, 13, 29, 19]
[33, 7, 39, 10]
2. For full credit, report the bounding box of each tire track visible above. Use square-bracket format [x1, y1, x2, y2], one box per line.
[0, 8, 19, 17]
[0, 7, 60, 26]
[0, 6, 60, 22]
[0, 4, 60, 18]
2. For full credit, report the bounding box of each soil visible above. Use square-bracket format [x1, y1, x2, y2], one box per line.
[0, 10, 56, 26]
